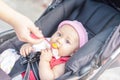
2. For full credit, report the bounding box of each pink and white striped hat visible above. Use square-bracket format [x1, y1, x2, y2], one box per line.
[58, 20, 88, 48]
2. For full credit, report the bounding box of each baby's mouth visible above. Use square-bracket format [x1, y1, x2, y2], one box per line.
[51, 43, 60, 59]
[51, 43, 58, 49]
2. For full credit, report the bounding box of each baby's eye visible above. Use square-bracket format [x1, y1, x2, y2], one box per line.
[66, 39, 70, 44]
[57, 32, 62, 37]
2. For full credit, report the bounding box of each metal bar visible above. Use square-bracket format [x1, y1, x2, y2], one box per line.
[90, 46, 120, 80]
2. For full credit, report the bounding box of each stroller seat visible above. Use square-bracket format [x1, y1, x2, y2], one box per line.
[35, 0, 120, 79]
[0, 0, 120, 80]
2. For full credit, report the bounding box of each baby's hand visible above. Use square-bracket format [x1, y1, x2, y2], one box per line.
[20, 43, 33, 57]
[40, 48, 53, 62]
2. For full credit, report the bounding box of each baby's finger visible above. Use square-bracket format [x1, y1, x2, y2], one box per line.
[44, 49, 48, 53]
[20, 49, 26, 57]
[47, 48, 52, 52]
[41, 49, 45, 54]
[25, 48, 30, 56]
[20, 48, 22, 55]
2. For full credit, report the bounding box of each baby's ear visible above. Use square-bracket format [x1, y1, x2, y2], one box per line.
[70, 53, 73, 56]
[71, 48, 79, 56]
[74, 48, 78, 53]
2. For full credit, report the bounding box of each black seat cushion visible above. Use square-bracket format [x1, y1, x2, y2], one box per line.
[34, 0, 120, 71]
[69, 0, 120, 39]
[65, 0, 120, 73]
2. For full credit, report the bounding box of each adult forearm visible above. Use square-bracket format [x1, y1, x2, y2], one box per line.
[0, 1, 25, 27]
[0, 1, 43, 44]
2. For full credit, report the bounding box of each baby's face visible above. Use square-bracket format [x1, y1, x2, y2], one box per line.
[50, 24, 79, 57]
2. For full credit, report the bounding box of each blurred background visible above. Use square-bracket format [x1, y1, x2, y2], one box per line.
[0, 0, 52, 33]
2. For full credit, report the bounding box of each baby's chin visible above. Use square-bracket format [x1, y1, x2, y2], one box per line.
[58, 51, 73, 57]
[52, 48, 60, 59]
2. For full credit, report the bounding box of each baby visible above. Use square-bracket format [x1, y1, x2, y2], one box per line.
[0, 20, 88, 80]
[20, 20, 88, 80]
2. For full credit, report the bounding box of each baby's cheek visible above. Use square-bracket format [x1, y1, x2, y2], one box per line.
[58, 48, 69, 56]
[58, 49, 63, 56]
[50, 39, 55, 43]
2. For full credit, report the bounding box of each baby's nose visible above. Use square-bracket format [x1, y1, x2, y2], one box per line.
[57, 38, 64, 43]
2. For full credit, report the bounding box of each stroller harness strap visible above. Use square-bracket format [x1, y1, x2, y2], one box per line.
[9, 52, 40, 80]
[9, 57, 27, 77]
[22, 56, 70, 80]
[22, 63, 36, 80]
[9, 52, 70, 80]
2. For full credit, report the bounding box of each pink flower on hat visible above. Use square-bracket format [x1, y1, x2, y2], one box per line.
[58, 20, 88, 48]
